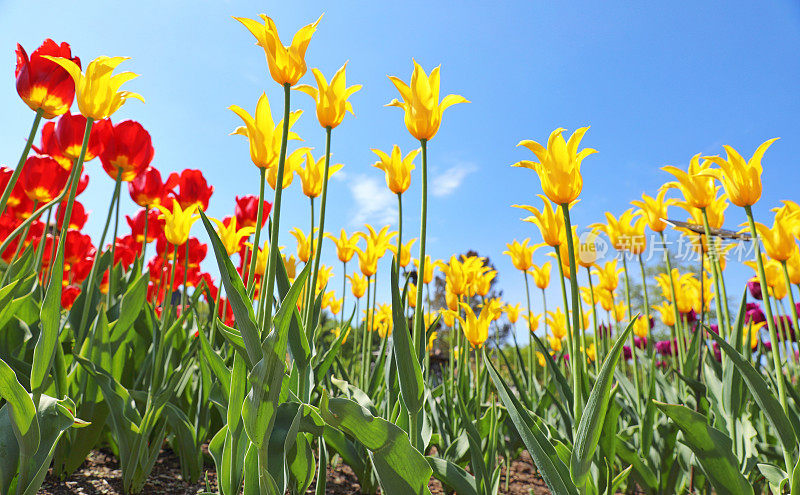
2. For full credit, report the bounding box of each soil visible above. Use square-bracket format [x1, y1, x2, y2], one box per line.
[38, 449, 552, 495]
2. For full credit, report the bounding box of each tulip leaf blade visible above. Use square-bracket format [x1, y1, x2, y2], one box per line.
[390, 261, 425, 416]
[426, 456, 479, 495]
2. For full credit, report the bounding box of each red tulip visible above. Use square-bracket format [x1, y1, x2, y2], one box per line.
[127, 208, 164, 244]
[100, 120, 155, 182]
[61, 285, 81, 310]
[54, 112, 111, 161]
[63, 229, 94, 265]
[20, 155, 70, 202]
[69, 257, 93, 284]
[168, 169, 213, 210]
[129, 167, 168, 207]
[32, 121, 72, 170]
[75, 173, 89, 196]
[15, 39, 79, 119]
[7, 194, 34, 220]
[113, 235, 140, 268]
[56, 200, 89, 230]
[235, 194, 272, 228]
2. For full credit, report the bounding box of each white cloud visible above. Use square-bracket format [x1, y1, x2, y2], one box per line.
[349, 175, 397, 226]
[430, 163, 476, 197]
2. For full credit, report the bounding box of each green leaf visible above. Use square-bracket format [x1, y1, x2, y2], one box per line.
[31, 246, 63, 395]
[108, 272, 148, 342]
[708, 330, 799, 457]
[0, 357, 39, 458]
[314, 309, 355, 385]
[654, 401, 753, 495]
[757, 463, 788, 495]
[792, 456, 800, 495]
[200, 210, 262, 366]
[483, 354, 579, 495]
[319, 391, 432, 495]
[426, 456, 478, 495]
[390, 261, 424, 415]
[570, 319, 633, 487]
[533, 332, 573, 415]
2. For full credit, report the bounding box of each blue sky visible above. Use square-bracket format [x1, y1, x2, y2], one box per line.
[2, 1, 799, 337]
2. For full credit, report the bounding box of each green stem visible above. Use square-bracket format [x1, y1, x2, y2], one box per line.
[560, 203, 584, 420]
[659, 231, 685, 375]
[523, 270, 535, 392]
[140, 204, 150, 265]
[262, 84, 292, 330]
[700, 208, 727, 337]
[34, 206, 52, 273]
[412, 139, 428, 365]
[306, 127, 333, 335]
[247, 167, 267, 294]
[744, 204, 793, 471]
[181, 239, 189, 313]
[0, 109, 44, 217]
[340, 260, 347, 328]
[622, 255, 641, 412]
[107, 170, 123, 304]
[553, 245, 573, 359]
[587, 266, 601, 371]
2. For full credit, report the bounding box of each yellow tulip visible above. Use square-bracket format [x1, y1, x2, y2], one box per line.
[503, 238, 537, 271]
[745, 257, 788, 300]
[752, 213, 796, 262]
[700, 138, 779, 207]
[386, 59, 469, 141]
[585, 343, 597, 363]
[296, 151, 343, 198]
[249, 244, 269, 276]
[774, 201, 800, 238]
[328, 293, 343, 315]
[676, 189, 729, 231]
[347, 272, 368, 299]
[548, 335, 563, 353]
[445, 285, 458, 311]
[504, 303, 521, 324]
[633, 315, 649, 338]
[513, 127, 597, 205]
[376, 304, 393, 338]
[513, 195, 565, 247]
[652, 301, 676, 327]
[229, 93, 303, 169]
[290, 227, 317, 263]
[547, 308, 569, 340]
[154, 199, 199, 246]
[427, 331, 438, 351]
[440, 308, 455, 328]
[592, 209, 647, 254]
[524, 312, 540, 334]
[295, 62, 361, 128]
[654, 268, 695, 314]
[332, 326, 351, 344]
[407, 282, 418, 309]
[316, 265, 334, 293]
[786, 249, 800, 285]
[631, 190, 676, 233]
[211, 217, 255, 256]
[536, 351, 547, 368]
[448, 302, 490, 349]
[596, 288, 615, 312]
[43, 55, 143, 120]
[372, 145, 419, 194]
[282, 253, 297, 281]
[438, 255, 469, 297]
[745, 321, 766, 350]
[612, 301, 627, 323]
[354, 242, 380, 277]
[592, 260, 623, 293]
[475, 270, 497, 297]
[364, 225, 397, 258]
[389, 238, 418, 268]
[234, 14, 322, 86]
[529, 262, 551, 290]
[325, 229, 364, 263]
[267, 147, 309, 190]
[661, 154, 717, 209]
[413, 255, 437, 285]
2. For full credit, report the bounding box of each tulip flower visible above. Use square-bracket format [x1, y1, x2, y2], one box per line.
[354, 241, 380, 277]
[235, 195, 272, 229]
[388, 238, 418, 268]
[413, 255, 437, 285]
[234, 14, 322, 86]
[20, 155, 70, 202]
[16, 40, 79, 119]
[407, 282, 418, 308]
[169, 169, 214, 211]
[547, 309, 569, 340]
[154, 199, 199, 246]
[513, 195, 565, 247]
[751, 213, 796, 262]
[372, 145, 419, 195]
[661, 154, 717, 209]
[448, 302, 490, 349]
[513, 127, 596, 205]
[129, 167, 168, 208]
[229, 93, 303, 170]
[364, 225, 397, 258]
[474, 269, 497, 298]
[267, 148, 309, 190]
[290, 227, 317, 263]
[126, 208, 163, 244]
[699, 138, 779, 207]
[100, 120, 155, 182]
[633, 315, 649, 339]
[43, 55, 143, 120]
[387, 60, 469, 142]
[326, 230, 364, 264]
[505, 303, 522, 324]
[438, 256, 470, 297]
[503, 238, 537, 271]
[55, 112, 111, 161]
[56, 200, 89, 231]
[652, 302, 676, 327]
[524, 313, 540, 334]
[592, 209, 646, 254]
[295, 62, 362, 128]
[347, 272, 368, 299]
[212, 217, 255, 256]
[631, 190, 676, 233]
[427, 331, 438, 352]
[529, 262, 551, 290]
[316, 265, 334, 293]
[296, 151, 343, 198]
[33, 121, 72, 169]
